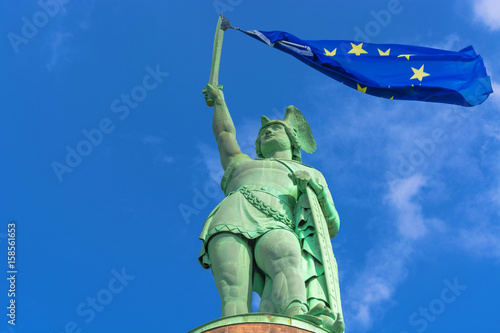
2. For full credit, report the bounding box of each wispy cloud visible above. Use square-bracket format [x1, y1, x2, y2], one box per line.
[142, 135, 174, 165]
[344, 175, 440, 330]
[196, 142, 224, 182]
[456, 226, 500, 260]
[386, 174, 429, 239]
[46, 31, 73, 71]
[345, 238, 413, 329]
[45, 1, 96, 71]
[472, 0, 500, 31]
[78, 0, 95, 31]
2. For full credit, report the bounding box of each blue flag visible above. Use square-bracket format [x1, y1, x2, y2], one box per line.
[241, 29, 493, 107]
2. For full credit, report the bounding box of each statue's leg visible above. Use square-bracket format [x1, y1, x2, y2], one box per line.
[258, 275, 277, 313]
[208, 232, 253, 316]
[254, 229, 306, 316]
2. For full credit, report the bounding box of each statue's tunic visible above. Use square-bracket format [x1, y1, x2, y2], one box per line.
[199, 153, 330, 266]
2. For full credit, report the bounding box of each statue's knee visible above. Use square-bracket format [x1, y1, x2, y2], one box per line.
[216, 269, 239, 286]
[265, 257, 302, 279]
[278, 251, 302, 270]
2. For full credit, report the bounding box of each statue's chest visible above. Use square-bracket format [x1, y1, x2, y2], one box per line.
[228, 159, 304, 194]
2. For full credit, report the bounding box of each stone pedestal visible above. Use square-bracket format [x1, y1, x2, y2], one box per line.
[189, 313, 328, 333]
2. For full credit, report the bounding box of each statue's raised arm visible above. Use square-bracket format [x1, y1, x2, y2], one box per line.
[204, 84, 242, 170]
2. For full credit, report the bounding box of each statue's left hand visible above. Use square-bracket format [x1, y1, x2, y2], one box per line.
[288, 170, 322, 194]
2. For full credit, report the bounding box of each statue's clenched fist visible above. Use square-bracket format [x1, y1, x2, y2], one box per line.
[203, 83, 223, 107]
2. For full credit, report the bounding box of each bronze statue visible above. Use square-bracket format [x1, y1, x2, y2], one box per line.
[198, 83, 345, 333]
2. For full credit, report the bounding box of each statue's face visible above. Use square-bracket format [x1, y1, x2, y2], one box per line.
[260, 123, 291, 157]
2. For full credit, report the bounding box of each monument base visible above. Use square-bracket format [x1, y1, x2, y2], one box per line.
[189, 313, 329, 333]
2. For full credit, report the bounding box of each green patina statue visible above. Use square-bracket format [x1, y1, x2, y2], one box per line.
[198, 83, 345, 333]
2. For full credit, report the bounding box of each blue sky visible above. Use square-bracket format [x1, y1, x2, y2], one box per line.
[1, 0, 499, 332]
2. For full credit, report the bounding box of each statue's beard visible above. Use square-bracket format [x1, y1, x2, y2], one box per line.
[261, 136, 291, 157]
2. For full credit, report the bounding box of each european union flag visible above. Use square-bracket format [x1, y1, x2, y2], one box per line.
[241, 29, 493, 107]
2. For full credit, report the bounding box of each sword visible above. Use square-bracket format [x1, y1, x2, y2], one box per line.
[306, 186, 344, 332]
[203, 14, 232, 107]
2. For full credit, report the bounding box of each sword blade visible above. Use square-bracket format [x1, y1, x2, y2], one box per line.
[203, 15, 225, 107]
[208, 15, 224, 86]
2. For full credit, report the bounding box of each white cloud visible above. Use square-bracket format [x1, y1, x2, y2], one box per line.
[386, 174, 428, 239]
[78, 1, 95, 31]
[344, 175, 441, 330]
[341, 98, 497, 329]
[345, 239, 412, 330]
[456, 226, 500, 259]
[46, 31, 73, 71]
[472, 0, 500, 31]
[44, 1, 96, 71]
[196, 142, 224, 183]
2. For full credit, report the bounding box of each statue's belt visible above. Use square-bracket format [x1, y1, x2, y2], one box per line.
[229, 184, 295, 230]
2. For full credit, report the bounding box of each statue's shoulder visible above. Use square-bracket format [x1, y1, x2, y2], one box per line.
[258, 158, 314, 169]
[286, 159, 317, 171]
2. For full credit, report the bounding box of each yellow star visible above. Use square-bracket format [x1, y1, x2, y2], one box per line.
[410, 65, 430, 81]
[348, 43, 368, 56]
[357, 83, 367, 93]
[324, 48, 337, 56]
[378, 48, 391, 56]
[397, 54, 414, 60]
